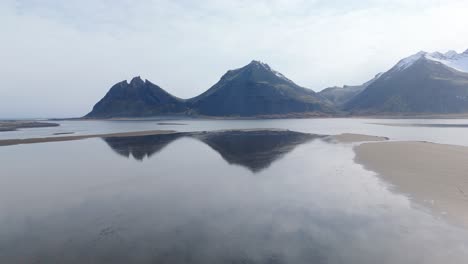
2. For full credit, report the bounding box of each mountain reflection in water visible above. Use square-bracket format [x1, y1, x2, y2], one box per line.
[103, 130, 321, 172]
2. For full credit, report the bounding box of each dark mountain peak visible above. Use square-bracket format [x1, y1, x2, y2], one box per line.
[129, 76, 145, 86]
[463, 49, 468, 54]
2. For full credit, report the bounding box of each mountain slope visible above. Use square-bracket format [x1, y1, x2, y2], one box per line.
[345, 50, 468, 114]
[188, 61, 334, 116]
[319, 73, 383, 107]
[85, 77, 187, 118]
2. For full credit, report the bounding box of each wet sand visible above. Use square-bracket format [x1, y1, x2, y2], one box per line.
[331, 133, 388, 143]
[355, 141, 468, 228]
[0, 130, 177, 146]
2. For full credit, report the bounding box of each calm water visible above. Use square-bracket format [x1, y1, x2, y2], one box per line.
[3, 118, 468, 146]
[1, 120, 468, 263]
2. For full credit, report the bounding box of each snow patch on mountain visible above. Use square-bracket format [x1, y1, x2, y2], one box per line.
[251, 60, 294, 83]
[272, 70, 294, 83]
[393, 50, 468, 73]
[394, 51, 427, 71]
[426, 51, 468, 73]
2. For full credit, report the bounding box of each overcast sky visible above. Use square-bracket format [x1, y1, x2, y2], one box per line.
[2, 0, 468, 118]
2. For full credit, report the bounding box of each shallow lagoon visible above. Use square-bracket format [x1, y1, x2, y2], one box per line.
[1, 127, 468, 263]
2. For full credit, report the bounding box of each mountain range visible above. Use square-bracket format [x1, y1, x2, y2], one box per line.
[86, 49, 468, 118]
[86, 61, 333, 118]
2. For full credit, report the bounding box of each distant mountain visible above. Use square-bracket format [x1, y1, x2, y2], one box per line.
[187, 60, 334, 116]
[85, 76, 187, 118]
[318, 73, 383, 107]
[345, 50, 468, 114]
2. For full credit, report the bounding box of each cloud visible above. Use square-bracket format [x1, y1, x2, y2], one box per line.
[1, 0, 468, 117]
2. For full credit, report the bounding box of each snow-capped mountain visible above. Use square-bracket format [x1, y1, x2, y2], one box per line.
[344, 49, 468, 114]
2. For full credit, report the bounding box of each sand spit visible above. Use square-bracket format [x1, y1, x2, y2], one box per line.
[0, 121, 59, 132]
[0, 130, 177, 146]
[355, 141, 468, 229]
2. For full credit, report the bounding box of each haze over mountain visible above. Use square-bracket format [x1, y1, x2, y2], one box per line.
[318, 73, 383, 107]
[3, 0, 468, 118]
[86, 61, 335, 118]
[345, 50, 468, 114]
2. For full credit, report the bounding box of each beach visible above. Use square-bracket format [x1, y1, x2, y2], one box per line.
[355, 141, 468, 229]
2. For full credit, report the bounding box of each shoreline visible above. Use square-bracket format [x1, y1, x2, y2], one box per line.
[354, 141, 468, 229]
[51, 113, 468, 121]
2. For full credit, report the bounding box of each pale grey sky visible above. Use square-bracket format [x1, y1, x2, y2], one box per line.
[1, 0, 468, 118]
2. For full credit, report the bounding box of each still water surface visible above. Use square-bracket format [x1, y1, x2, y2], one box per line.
[1, 121, 468, 263]
[3, 118, 468, 145]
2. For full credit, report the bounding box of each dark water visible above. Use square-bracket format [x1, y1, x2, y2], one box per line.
[0, 131, 467, 263]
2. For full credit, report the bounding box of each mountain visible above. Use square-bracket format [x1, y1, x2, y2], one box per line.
[345, 50, 468, 114]
[188, 60, 334, 116]
[318, 73, 383, 107]
[85, 76, 187, 118]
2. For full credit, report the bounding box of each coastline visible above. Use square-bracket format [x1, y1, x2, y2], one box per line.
[55, 112, 468, 121]
[354, 141, 468, 229]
